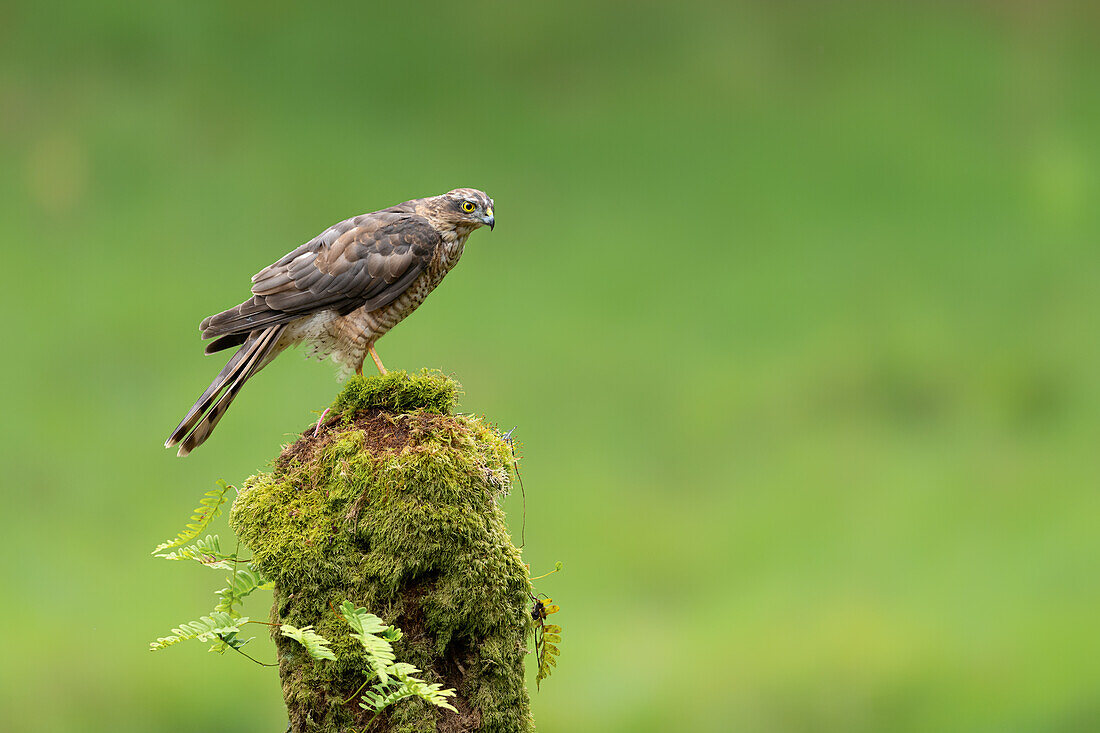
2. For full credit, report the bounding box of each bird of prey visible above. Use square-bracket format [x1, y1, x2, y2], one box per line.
[165, 188, 495, 457]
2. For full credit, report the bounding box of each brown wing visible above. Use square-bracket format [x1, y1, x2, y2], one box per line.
[199, 211, 439, 343]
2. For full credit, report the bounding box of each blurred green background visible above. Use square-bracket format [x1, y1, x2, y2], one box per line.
[2, 1, 1099, 731]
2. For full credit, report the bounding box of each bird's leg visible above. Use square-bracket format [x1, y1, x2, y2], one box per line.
[369, 345, 388, 375]
[355, 357, 364, 376]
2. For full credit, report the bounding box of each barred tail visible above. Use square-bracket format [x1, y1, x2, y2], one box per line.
[165, 325, 287, 457]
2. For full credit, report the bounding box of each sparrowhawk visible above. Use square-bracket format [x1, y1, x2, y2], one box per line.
[165, 188, 495, 456]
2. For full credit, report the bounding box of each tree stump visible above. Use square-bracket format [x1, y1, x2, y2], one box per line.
[230, 371, 534, 732]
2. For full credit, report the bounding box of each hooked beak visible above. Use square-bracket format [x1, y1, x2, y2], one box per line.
[483, 207, 494, 231]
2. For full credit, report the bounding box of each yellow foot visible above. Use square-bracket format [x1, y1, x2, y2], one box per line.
[369, 345, 388, 375]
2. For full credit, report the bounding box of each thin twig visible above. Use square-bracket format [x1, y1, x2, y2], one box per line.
[503, 426, 526, 548]
[529, 566, 561, 581]
[315, 408, 331, 436]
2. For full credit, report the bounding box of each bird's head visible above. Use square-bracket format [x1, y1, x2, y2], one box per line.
[430, 188, 495, 234]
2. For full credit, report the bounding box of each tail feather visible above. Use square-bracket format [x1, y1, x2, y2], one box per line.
[204, 332, 248, 355]
[167, 342, 255, 443]
[166, 325, 287, 456]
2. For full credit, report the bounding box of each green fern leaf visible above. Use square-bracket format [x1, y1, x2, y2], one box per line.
[151, 481, 233, 554]
[358, 662, 457, 713]
[389, 662, 458, 712]
[208, 629, 254, 654]
[339, 601, 398, 684]
[214, 564, 272, 616]
[359, 689, 386, 711]
[334, 600, 457, 716]
[149, 611, 248, 651]
[155, 534, 234, 570]
[280, 624, 336, 661]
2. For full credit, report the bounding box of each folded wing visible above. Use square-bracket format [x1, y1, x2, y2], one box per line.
[200, 212, 440, 348]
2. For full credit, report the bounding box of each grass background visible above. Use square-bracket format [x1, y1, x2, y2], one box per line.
[1, 1, 1098, 730]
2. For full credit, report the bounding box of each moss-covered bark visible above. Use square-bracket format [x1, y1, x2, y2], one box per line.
[230, 371, 534, 733]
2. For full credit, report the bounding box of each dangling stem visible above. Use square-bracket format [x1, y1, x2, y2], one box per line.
[341, 672, 378, 705]
[228, 643, 279, 668]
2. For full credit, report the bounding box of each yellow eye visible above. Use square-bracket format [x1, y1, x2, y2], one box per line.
[462, 201, 476, 213]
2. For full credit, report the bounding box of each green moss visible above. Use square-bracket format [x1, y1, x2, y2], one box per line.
[332, 369, 461, 417]
[230, 372, 533, 733]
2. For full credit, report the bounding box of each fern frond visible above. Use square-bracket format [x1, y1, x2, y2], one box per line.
[149, 611, 249, 651]
[390, 662, 458, 712]
[155, 534, 234, 570]
[339, 601, 399, 684]
[535, 634, 560, 689]
[214, 564, 272, 616]
[534, 607, 563, 689]
[207, 560, 271, 653]
[151, 481, 233, 554]
[207, 626, 257, 654]
[280, 624, 336, 661]
[359, 662, 457, 713]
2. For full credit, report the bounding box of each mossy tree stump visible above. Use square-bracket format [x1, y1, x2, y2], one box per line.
[230, 371, 534, 733]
